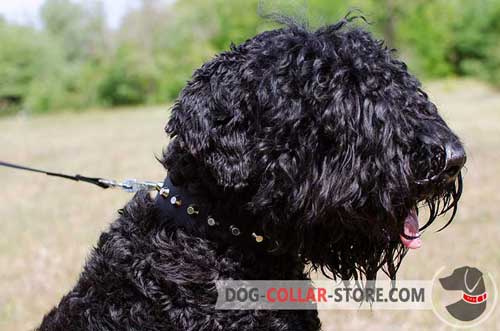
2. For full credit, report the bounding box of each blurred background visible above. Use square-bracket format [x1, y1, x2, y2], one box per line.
[1, 0, 500, 115]
[0, 0, 499, 330]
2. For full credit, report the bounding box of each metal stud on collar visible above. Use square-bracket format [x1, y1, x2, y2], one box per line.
[230, 225, 241, 236]
[186, 204, 199, 215]
[207, 216, 216, 226]
[158, 187, 170, 198]
[252, 232, 264, 243]
[170, 196, 182, 206]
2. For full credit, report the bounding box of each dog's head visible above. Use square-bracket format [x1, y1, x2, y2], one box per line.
[164, 18, 465, 279]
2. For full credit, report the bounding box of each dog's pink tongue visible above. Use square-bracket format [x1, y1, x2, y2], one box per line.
[400, 210, 422, 249]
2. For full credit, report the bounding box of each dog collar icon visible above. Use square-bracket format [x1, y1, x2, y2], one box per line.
[462, 292, 487, 304]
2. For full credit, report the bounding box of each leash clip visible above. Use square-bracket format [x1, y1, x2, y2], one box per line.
[98, 178, 163, 193]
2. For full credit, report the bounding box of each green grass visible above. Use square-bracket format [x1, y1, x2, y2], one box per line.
[1, 80, 499, 330]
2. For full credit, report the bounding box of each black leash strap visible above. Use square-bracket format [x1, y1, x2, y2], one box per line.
[0, 160, 163, 192]
[0, 160, 110, 189]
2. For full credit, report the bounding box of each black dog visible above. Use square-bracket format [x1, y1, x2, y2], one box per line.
[38, 17, 466, 330]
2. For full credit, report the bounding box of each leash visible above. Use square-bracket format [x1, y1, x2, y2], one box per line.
[0, 160, 162, 193]
[1, 160, 270, 246]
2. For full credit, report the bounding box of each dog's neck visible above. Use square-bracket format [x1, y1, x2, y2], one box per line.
[154, 175, 270, 251]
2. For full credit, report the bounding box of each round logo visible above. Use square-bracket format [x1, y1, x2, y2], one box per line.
[431, 266, 497, 328]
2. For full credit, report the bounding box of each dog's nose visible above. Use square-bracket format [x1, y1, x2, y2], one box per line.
[441, 141, 466, 182]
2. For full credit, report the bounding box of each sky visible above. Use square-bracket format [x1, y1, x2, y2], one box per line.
[0, 0, 144, 28]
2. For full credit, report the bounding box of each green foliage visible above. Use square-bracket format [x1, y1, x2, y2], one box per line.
[397, 1, 457, 77]
[98, 46, 159, 106]
[210, 0, 261, 50]
[450, 0, 500, 84]
[0, 21, 64, 114]
[1, 0, 500, 115]
[397, 0, 500, 82]
[41, 0, 108, 61]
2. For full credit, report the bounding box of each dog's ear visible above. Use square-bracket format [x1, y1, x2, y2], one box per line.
[166, 60, 254, 190]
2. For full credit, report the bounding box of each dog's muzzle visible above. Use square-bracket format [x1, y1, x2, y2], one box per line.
[440, 141, 466, 183]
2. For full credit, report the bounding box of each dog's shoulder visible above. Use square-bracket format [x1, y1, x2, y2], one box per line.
[39, 191, 321, 330]
[39, 190, 223, 329]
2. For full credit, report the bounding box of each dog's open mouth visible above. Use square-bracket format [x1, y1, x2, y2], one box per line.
[400, 209, 422, 249]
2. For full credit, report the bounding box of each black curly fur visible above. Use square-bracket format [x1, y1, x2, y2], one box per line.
[38, 17, 464, 331]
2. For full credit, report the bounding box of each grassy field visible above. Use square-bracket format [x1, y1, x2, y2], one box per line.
[1, 80, 499, 330]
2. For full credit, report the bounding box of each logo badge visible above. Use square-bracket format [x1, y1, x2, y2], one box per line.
[432, 266, 497, 328]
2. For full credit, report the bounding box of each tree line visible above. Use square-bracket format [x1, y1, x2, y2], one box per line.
[1, 0, 499, 115]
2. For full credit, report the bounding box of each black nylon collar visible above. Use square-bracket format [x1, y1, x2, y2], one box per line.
[154, 176, 211, 235]
[153, 176, 267, 247]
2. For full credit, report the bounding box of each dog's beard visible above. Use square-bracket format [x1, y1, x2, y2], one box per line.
[417, 172, 463, 232]
[305, 230, 407, 281]
[400, 173, 462, 249]
[303, 172, 463, 281]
